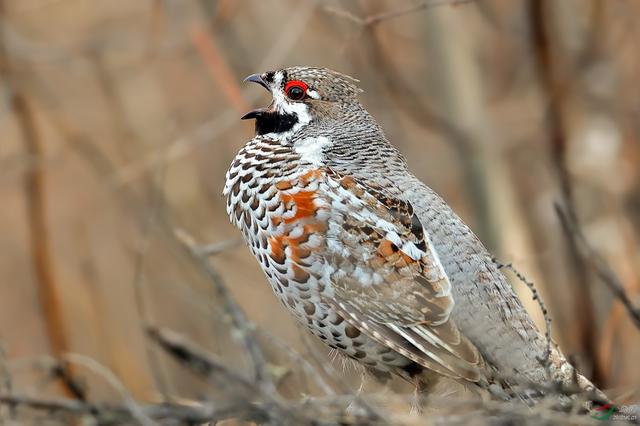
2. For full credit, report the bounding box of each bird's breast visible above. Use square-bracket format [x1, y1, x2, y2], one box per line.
[223, 138, 334, 304]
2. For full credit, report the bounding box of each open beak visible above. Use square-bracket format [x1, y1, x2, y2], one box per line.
[243, 73, 271, 92]
[241, 73, 271, 120]
[240, 108, 268, 120]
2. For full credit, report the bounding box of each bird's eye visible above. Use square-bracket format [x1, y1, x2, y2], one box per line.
[285, 80, 308, 100]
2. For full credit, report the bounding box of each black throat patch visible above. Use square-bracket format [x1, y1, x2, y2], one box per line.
[255, 111, 298, 136]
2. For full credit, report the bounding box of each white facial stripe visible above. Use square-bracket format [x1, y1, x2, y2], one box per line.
[271, 71, 286, 106]
[274, 70, 284, 87]
[264, 70, 313, 141]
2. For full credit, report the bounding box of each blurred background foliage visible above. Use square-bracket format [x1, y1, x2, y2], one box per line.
[0, 0, 638, 416]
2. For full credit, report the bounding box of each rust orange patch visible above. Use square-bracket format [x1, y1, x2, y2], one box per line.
[305, 222, 327, 233]
[288, 237, 304, 263]
[280, 190, 318, 224]
[394, 251, 416, 268]
[378, 239, 396, 257]
[377, 239, 417, 268]
[275, 180, 293, 190]
[299, 169, 322, 184]
[340, 175, 356, 189]
[268, 169, 326, 268]
[268, 223, 324, 266]
[268, 236, 286, 264]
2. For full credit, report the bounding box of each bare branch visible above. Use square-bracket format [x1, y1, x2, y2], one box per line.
[555, 203, 640, 329]
[0, 343, 13, 421]
[113, 0, 317, 186]
[0, 393, 270, 425]
[0, 0, 81, 399]
[146, 326, 257, 396]
[190, 25, 249, 114]
[196, 238, 243, 257]
[258, 329, 336, 396]
[495, 259, 553, 375]
[173, 228, 275, 393]
[62, 353, 155, 426]
[528, 0, 604, 384]
[324, 0, 475, 28]
[146, 327, 313, 426]
[130, 165, 172, 398]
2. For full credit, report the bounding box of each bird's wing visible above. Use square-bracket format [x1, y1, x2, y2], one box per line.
[320, 169, 485, 381]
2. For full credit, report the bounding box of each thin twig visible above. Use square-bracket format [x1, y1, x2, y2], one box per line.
[146, 327, 309, 425]
[0, 344, 13, 422]
[0, 345, 11, 397]
[298, 332, 385, 423]
[259, 329, 336, 397]
[0, 391, 612, 426]
[493, 259, 613, 405]
[131, 271, 335, 397]
[255, 0, 318, 70]
[528, 0, 603, 384]
[0, 1, 80, 399]
[324, 0, 475, 28]
[130, 163, 172, 398]
[173, 228, 275, 393]
[195, 238, 243, 257]
[190, 25, 248, 114]
[495, 259, 553, 375]
[0, 393, 269, 425]
[63, 354, 155, 426]
[114, 0, 316, 186]
[555, 203, 640, 329]
[146, 326, 257, 395]
[113, 108, 239, 185]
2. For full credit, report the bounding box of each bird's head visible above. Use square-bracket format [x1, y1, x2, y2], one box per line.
[241, 66, 362, 139]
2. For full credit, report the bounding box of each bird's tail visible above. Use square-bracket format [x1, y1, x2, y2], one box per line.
[491, 345, 609, 408]
[408, 345, 609, 410]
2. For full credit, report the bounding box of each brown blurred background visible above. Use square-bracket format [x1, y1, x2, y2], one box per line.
[0, 0, 639, 414]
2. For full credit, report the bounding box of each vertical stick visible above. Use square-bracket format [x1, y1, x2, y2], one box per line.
[528, 0, 603, 385]
[0, 1, 82, 399]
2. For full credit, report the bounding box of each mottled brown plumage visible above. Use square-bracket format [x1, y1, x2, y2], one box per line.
[224, 66, 605, 402]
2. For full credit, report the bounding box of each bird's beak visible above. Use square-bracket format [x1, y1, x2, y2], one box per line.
[240, 108, 268, 120]
[243, 73, 271, 92]
[242, 73, 271, 120]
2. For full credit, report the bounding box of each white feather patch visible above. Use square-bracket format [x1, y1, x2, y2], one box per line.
[294, 136, 331, 165]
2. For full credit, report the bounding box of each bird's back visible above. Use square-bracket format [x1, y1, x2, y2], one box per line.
[323, 141, 600, 395]
[397, 173, 601, 395]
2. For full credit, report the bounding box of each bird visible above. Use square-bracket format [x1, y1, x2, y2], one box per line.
[223, 66, 605, 404]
